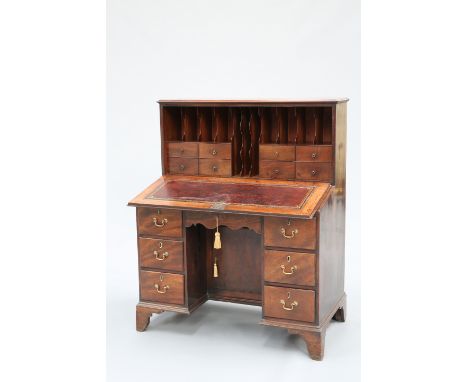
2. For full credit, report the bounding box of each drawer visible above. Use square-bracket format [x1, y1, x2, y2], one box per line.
[138, 237, 184, 272]
[168, 157, 198, 175]
[140, 270, 185, 305]
[199, 142, 231, 160]
[264, 250, 316, 287]
[199, 158, 231, 177]
[264, 217, 316, 250]
[167, 142, 198, 158]
[137, 208, 182, 238]
[259, 160, 295, 180]
[259, 144, 295, 161]
[295, 162, 333, 182]
[296, 145, 332, 162]
[264, 285, 315, 322]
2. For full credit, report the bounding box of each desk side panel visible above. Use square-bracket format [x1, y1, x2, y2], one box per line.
[317, 192, 345, 325]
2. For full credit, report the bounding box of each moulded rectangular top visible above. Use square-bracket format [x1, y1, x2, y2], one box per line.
[128, 175, 333, 218]
[158, 99, 349, 107]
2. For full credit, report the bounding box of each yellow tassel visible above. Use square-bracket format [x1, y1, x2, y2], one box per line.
[213, 257, 218, 278]
[214, 216, 221, 249]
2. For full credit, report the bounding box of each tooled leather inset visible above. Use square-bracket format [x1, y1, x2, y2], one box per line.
[146, 179, 315, 209]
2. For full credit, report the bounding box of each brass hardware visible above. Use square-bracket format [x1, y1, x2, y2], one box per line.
[153, 250, 169, 261]
[160, 275, 164, 281]
[280, 299, 298, 311]
[179, 164, 185, 171]
[212, 165, 218, 172]
[287, 255, 291, 262]
[287, 292, 291, 299]
[211, 149, 217, 156]
[159, 242, 163, 249]
[280, 227, 298, 239]
[287, 219, 291, 226]
[311, 152, 317, 159]
[280, 264, 297, 275]
[274, 151, 279, 158]
[154, 283, 170, 294]
[273, 169, 280, 174]
[311, 170, 317, 176]
[153, 217, 168, 227]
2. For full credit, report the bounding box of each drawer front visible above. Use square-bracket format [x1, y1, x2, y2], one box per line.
[264, 217, 316, 250]
[138, 237, 184, 272]
[259, 144, 295, 161]
[264, 250, 316, 287]
[199, 159, 231, 177]
[168, 157, 198, 175]
[259, 160, 295, 180]
[199, 143, 231, 160]
[140, 270, 185, 305]
[137, 208, 182, 238]
[167, 142, 198, 158]
[264, 285, 315, 322]
[295, 162, 333, 182]
[296, 145, 332, 162]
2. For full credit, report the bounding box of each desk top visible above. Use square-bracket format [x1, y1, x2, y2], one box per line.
[128, 176, 333, 218]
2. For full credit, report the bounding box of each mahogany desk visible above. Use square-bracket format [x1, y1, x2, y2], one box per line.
[128, 100, 347, 360]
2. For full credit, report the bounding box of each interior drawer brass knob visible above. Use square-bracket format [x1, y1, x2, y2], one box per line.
[179, 164, 185, 171]
[311, 152, 317, 159]
[280, 227, 298, 239]
[153, 250, 169, 261]
[280, 264, 298, 275]
[311, 170, 317, 176]
[273, 169, 280, 174]
[211, 149, 217, 155]
[212, 165, 218, 172]
[152, 217, 168, 227]
[280, 299, 298, 311]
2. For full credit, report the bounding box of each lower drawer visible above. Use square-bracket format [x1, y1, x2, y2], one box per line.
[259, 160, 295, 180]
[263, 285, 315, 322]
[140, 270, 185, 305]
[295, 162, 333, 182]
[264, 250, 316, 287]
[199, 158, 231, 177]
[138, 237, 184, 272]
[168, 157, 198, 175]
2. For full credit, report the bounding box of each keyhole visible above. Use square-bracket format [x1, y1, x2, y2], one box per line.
[159, 242, 163, 249]
[160, 275, 164, 281]
[287, 292, 291, 299]
[157, 209, 161, 215]
[287, 255, 291, 262]
[287, 219, 291, 226]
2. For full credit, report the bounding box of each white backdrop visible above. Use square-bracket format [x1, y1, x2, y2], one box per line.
[107, 1, 360, 380]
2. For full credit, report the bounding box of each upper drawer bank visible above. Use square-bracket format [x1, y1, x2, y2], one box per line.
[137, 208, 182, 238]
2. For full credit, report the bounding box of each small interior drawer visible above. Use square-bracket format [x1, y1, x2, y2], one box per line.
[199, 158, 231, 177]
[264, 216, 316, 250]
[137, 208, 182, 237]
[259, 144, 295, 161]
[138, 237, 184, 272]
[259, 160, 295, 180]
[167, 142, 198, 158]
[140, 270, 185, 305]
[198, 142, 231, 160]
[264, 250, 316, 287]
[295, 162, 333, 181]
[264, 285, 315, 322]
[296, 145, 332, 162]
[168, 157, 199, 175]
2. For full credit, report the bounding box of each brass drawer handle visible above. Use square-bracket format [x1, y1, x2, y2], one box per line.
[280, 227, 298, 239]
[154, 283, 170, 294]
[280, 264, 297, 275]
[153, 217, 168, 227]
[179, 164, 185, 171]
[280, 299, 298, 311]
[211, 149, 217, 156]
[153, 250, 169, 261]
